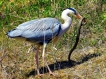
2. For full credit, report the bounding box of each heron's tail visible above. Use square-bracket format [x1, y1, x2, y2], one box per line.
[7, 29, 22, 38]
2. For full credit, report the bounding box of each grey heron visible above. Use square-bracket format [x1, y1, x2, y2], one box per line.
[7, 8, 82, 76]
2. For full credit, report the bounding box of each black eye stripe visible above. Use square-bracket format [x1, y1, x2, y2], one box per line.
[68, 8, 77, 14]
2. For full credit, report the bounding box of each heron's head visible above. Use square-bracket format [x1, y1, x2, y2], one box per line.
[62, 8, 82, 20]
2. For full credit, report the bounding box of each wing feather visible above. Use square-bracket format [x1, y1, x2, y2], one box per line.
[17, 18, 60, 31]
[7, 18, 61, 43]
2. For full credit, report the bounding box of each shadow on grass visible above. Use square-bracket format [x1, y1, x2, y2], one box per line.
[26, 53, 101, 77]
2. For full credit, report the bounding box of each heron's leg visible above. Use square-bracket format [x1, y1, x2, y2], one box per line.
[35, 46, 40, 75]
[42, 43, 55, 75]
[42, 43, 47, 60]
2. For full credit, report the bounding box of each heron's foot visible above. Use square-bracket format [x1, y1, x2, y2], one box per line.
[36, 70, 44, 77]
[49, 71, 56, 76]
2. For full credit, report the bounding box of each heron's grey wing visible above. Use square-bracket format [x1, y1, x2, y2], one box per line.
[16, 18, 60, 32]
[21, 18, 61, 42]
[7, 18, 61, 43]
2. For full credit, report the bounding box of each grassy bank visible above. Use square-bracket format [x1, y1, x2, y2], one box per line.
[0, 0, 106, 79]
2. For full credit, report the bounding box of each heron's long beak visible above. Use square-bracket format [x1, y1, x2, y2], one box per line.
[76, 13, 82, 19]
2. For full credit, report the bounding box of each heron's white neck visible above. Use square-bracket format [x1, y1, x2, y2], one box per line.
[61, 9, 73, 29]
[58, 9, 73, 37]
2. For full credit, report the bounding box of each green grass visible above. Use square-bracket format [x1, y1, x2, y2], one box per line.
[0, 0, 106, 79]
